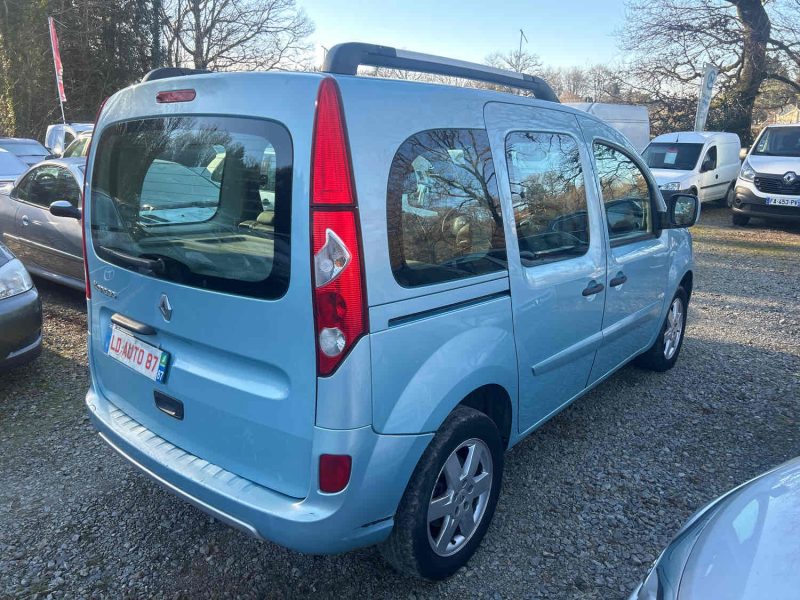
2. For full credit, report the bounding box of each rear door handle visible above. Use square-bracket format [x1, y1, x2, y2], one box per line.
[21, 215, 29, 226]
[582, 280, 605, 296]
[609, 272, 628, 287]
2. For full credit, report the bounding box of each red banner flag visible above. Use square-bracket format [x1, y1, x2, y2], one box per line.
[48, 16, 67, 103]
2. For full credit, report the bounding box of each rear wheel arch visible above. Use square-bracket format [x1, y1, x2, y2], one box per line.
[457, 384, 513, 449]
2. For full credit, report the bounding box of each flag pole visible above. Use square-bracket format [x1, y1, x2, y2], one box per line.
[48, 16, 67, 125]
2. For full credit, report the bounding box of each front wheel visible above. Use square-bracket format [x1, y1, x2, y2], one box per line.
[635, 287, 688, 372]
[380, 406, 504, 580]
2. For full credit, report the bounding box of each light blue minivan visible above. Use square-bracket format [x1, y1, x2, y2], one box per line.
[69, 44, 699, 579]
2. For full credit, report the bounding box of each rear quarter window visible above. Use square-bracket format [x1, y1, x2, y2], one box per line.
[386, 128, 507, 287]
[90, 116, 292, 299]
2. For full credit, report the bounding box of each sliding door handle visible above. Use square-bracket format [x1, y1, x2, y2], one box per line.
[609, 272, 628, 287]
[582, 280, 605, 296]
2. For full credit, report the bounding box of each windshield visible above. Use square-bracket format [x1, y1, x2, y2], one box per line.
[642, 143, 704, 170]
[62, 136, 91, 158]
[0, 141, 47, 156]
[752, 127, 800, 157]
[0, 151, 26, 178]
[91, 116, 292, 299]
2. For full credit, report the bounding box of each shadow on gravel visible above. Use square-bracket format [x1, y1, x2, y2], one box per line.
[33, 276, 87, 312]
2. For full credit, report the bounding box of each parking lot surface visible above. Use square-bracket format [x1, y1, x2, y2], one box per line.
[1, 204, 799, 599]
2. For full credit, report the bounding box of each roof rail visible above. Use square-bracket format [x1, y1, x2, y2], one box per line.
[142, 67, 211, 82]
[322, 42, 559, 103]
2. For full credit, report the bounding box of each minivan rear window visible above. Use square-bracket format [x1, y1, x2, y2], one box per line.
[91, 116, 292, 299]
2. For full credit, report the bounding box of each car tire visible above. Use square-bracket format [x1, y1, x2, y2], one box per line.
[725, 184, 736, 208]
[635, 287, 688, 372]
[380, 406, 504, 580]
[732, 213, 750, 226]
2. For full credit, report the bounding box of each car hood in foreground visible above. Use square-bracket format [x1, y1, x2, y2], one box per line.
[676, 456, 800, 599]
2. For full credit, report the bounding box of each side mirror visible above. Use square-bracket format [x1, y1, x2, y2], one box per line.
[700, 158, 714, 173]
[50, 200, 81, 220]
[664, 193, 700, 228]
[739, 147, 748, 161]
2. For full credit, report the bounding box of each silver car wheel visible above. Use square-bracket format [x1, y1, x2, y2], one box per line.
[663, 297, 685, 360]
[427, 438, 493, 557]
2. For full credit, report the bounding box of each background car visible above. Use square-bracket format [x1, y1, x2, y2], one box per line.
[730, 123, 800, 226]
[0, 241, 42, 372]
[61, 131, 92, 158]
[630, 456, 800, 600]
[0, 149, 28, 190]
[643, 131, 741, 204]
[0, 137, 50, 166]
[0, 158, 85, 290]
[44, 122, 93, 157]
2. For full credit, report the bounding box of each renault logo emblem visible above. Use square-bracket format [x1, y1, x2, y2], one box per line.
[159, 294, 173, 321]
[784, 171, 797, 185]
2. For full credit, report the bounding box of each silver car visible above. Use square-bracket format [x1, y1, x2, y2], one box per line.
[0, 137, 50, 166]
[631, 456, 800, 600]
[0, 149, 27, 187]
[0, 158, 85, 290]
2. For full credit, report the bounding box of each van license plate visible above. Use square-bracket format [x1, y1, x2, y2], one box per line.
[766, 197, 800, 207]
[105, 325, 170, 382]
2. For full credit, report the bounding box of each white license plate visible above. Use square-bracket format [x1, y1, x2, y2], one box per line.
[766, 197, 800, 207]
[104, 325, 170, 382]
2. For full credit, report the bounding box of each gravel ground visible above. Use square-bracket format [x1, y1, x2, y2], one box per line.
[1, 204, 799, 599]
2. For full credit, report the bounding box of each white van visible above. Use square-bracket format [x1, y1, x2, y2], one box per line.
[568, 103, 650, 152]
[44, 122, 94, 156]
[642, 131, 742, 203]
[731, 123, 800, 225]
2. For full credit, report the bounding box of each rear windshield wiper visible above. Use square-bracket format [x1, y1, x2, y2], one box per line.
[99, 246, 165, 274]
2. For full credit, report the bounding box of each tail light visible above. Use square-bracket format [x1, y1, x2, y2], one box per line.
[83, 96, 109, 299]
[311, 77, 368, 376]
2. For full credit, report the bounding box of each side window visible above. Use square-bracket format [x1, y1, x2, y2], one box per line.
[592, 143, 654, 244]
[17, 165, 61, 207]
[56, 168, 81, 207]
[702, 146, 717, 171]
[387, 128, 506, 287]
[505, 132, 589, 265]
[12, 172, 35, 202]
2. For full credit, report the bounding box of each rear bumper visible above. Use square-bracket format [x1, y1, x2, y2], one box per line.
[732, 183, 800, 222]
[0, 287, 42, 372]
[86, 387, 432, 554]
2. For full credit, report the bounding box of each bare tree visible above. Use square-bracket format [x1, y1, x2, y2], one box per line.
[161, 0, 314, 71]
[485, 49, 542, 74]
[620, 0, 800, 142]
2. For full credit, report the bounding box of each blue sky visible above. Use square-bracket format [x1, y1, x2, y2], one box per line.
[301, 0, 628, 69]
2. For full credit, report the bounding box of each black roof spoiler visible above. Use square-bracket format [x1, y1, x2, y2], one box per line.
[322, 42, 559, 103]
[142, 67, 211, 82]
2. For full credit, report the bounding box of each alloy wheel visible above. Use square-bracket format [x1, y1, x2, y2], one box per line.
[663, 297, 684, 360]
[426, 438, 493, 557]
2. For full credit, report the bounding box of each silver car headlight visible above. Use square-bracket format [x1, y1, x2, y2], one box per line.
[739, 159, 755, 182]
[0, 258, 34, 300]
[659, 182, 681, 191]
